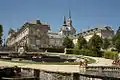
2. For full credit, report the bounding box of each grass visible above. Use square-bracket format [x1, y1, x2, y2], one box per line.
[0, 57, 96, 65]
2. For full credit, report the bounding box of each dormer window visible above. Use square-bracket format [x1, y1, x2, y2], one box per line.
[83, 32, 86, 34]
[91, 29, 93, 31]
[95, 28, 98, 30]
[66, 27, 68, 30]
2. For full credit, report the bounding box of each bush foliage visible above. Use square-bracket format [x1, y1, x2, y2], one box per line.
[63, 37, 74, 48]
[103, 51, 118, 59]
[40, 48, 64, 53]
[66, 48, 103, 57]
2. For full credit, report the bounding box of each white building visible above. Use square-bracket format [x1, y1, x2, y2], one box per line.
[73, 26, 114, 45]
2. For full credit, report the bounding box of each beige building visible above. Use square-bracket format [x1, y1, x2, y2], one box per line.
[73, 26, 114, 45]
[6, 20, 50, 52]
[6, 11, 77, 52]
[48, 32, 63, 48]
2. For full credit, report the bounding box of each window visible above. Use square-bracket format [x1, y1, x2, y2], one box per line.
[36, 39, 40, 45]
[30, 38, 35, 45]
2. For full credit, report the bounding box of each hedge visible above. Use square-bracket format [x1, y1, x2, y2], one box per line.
[39, 48, 64, 53]
[66, 48, 102, 57]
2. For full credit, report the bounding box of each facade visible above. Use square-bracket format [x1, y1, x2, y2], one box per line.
[73, 26, 114, 45]
[6, 20, 50, 52]
[6, 10, 115, 52]
[48, 32, 63, 48]
[6, 11, 76, 52]
[59, 10, 76, 36]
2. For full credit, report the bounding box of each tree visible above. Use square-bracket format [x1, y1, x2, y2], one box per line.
[113, 26, 120, 45]
[77, 36, 87, 49]
[88, 33, 103, 56]
[0, 24, 3, 47]
[115, 39, 120, 52]
[116, 26, 120, 35]
[102, 38, 110, 50]
[63, 36, 74, 48]
[113, 26, 120, 52]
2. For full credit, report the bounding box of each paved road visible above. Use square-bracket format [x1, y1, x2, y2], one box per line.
[0, 56, 113, 73]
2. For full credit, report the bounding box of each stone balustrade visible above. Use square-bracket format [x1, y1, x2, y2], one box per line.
[0, 66, 120, 80]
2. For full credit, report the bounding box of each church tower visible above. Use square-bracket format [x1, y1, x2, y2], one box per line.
[63, 16, 67, 26]
[59, 10, 76, 36]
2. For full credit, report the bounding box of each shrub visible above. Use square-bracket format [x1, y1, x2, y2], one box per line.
[78, 49, 100, 57]
[66, 48, 102, 57]
[103, 51, 118, 59]
[66, 48, 74, 54]
[40, 48, 64, 53]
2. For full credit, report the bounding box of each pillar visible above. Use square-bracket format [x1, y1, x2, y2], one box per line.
[73, 73, 79, 80]
[34, 69, 40, 80]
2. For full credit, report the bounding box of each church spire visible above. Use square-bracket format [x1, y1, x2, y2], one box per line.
[64, 16, 66, 24]
[67, 9, 72, 26]
[69, 9, 71, 18]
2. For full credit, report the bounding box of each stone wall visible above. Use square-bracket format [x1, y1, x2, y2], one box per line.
[1, 67, 120, 80]
[40, 71, 73, 80]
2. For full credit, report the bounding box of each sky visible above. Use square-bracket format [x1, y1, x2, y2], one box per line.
[0, 0, 120, 39]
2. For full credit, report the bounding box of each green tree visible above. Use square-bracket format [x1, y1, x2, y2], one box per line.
[77, 36, 87, 49]
[115, 39, 120, 52]
[116, 26, 120, 35]
[63, 36, 74, 48]
[88, 33, 103, 56]
[112, 26, 120, 52]
[102, 38, 110, 50]
[104, 51, 118, 59]
[0, 24, 3, 47]
[113, 26, 120, 45]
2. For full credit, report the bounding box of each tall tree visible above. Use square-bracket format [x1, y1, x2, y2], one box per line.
[102, 38, 110, 50]
[0, 24, 3, 47]
[63, 36, 74, 48]
[116, 26, 120, 35]
[77, 36, 87, 49]
[112, 26, 120, 52]
[88, 33, 103, 56]
[113, 26, 120, 45]
[115, 39, 120, 52]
